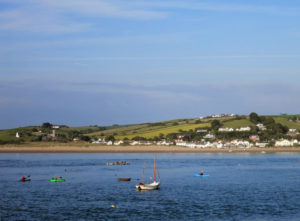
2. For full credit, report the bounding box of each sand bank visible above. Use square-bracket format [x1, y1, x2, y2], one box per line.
[0, 145, 300, 153]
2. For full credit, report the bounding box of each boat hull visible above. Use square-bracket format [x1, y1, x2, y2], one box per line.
[136, 181, 160, 190]
[50, 179, 66, 182]
[19, 179, 31, 182]
[193, 174, 209, 177]
[118, 178, 131, 182]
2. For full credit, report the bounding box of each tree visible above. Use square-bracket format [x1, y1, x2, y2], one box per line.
[80, 135, 90, 142]
[211, 120, 221, 130]
[42, 122, 52, 128]
[260, 116, 275, 125]
[249, 112, 260, 124]
[105, 135, 115, 143]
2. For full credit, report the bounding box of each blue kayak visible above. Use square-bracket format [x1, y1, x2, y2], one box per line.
[193, 174, 209, 177]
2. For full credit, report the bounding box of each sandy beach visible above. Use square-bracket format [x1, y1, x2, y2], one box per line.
[0, 145, 300, 153]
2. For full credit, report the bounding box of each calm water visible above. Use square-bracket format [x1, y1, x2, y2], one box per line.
[1, 153, 300, 220]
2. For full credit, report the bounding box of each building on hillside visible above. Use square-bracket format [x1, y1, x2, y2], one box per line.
[73, 137, 80, 142]
[204, 133, 216, 139]
[157, 140, 173, 146]
[51, 130, 56, 138]
[256, 124, 266, 131]
[249, 135, 260, 142]
[255, 142, 268, 148]
[196, 129, 207, 133]
[288, 129, 298, 134]
[218, 128, 234, 132]
[275, 139, 293, 147]
[114, 140, 124, 145]
[236, 126, 251, 132]
[106, 141, 113, 145]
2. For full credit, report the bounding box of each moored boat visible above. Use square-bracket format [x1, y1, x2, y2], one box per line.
[118, 178, 131, 182]
[107, 161, 130, 166]
[136, 155, 160, 190]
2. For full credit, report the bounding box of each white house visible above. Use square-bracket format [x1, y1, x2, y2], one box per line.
[257, 124, 266, 130]
[255, 142, 268, 148]
[275, 139, 293, 147]
[231, 140, 252, 148]
[204, 133, 216, 139]
[218, 128, 234, 132]
[130, 141, 139, 145]
[289, 129, 298, 133]
[106, 141, 113, 145]
[114, 140, 124, 145]
[236, 127, 251, 132]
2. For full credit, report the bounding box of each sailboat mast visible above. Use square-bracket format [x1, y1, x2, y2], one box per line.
[154, 155, 156, 182]
[142, 163, 145, 184]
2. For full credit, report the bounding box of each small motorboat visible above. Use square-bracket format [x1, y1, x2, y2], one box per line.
[118, 178, 131, 182]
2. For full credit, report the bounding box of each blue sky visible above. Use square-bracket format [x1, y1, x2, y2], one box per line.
[0, 0, 300, 129]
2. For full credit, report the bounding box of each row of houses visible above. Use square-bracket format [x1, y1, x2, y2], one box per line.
[90, 137, 300, 148]
[218, 124, 270, 132]
[91, 138, 173, 146]
[218, 126, 251, 132]
[176, 139, 300, 149]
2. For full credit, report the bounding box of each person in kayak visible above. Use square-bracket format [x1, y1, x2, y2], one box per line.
[21, 176, 26, 181]
[200, 170, 204, 176]
[53, 176, 63, 180]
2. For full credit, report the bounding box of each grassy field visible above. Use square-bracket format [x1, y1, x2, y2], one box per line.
[115, 123, 210, 139]
[273, 117, 300, 130]
[223, 119, 254, 128]
[87, 119, 211, 139]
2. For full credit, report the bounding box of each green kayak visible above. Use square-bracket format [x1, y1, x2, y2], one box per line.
[50, 179, 66, 182]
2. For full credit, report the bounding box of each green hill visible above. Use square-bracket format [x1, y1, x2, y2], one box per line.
[1, 114, 300, 144]
[87, 121, 211, 139]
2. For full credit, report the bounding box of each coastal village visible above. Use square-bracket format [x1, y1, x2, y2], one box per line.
[91, 125, 300, 149]
[89, 113, 300, 149]
[2, 113, 300, 149]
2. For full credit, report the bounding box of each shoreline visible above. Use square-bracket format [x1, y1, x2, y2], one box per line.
[1, 145, 300, 153]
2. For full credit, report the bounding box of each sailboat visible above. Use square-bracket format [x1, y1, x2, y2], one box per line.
[136, 155, 160, 190]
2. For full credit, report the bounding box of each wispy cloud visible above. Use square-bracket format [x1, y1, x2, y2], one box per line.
[1, 78, 300, 128]
[137, 1, 299, 15]
[0, 0, 298, 33]
[0, 0, 167, 33]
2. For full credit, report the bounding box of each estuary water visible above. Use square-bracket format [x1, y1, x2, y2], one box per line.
[1, 153, 300, 220]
